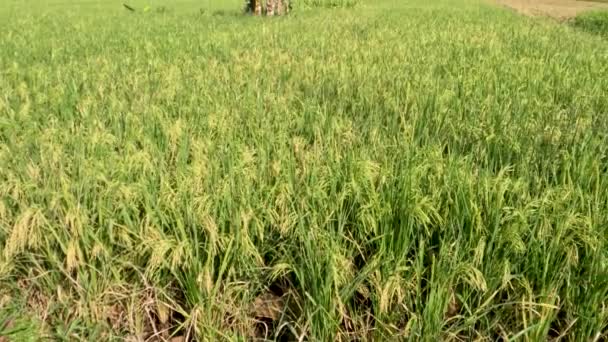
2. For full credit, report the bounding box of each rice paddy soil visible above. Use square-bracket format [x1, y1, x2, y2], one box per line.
[496, 0, 608, 18]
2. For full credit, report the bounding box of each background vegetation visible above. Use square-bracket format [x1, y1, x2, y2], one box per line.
[1, 0, 607, 340]
[572, 10, 608, 36]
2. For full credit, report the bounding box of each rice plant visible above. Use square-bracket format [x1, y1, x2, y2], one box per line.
[572, 10, 608, 36]
[0, 0, 607, 340]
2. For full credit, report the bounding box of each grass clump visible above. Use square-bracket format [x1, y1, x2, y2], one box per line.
[572, 10, 608, 36]
[0, 0, 608, 340]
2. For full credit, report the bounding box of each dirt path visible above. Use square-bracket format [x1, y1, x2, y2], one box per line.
[496, 0, 608, 19]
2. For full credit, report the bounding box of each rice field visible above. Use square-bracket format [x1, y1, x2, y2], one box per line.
[1, 0, 608, 340]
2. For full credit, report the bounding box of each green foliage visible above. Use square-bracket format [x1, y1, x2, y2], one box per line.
[572, 10, 608, 37]
[0, 302, 43, 341]
[1, 0, 608, 340]
[296, 0, 360, 9]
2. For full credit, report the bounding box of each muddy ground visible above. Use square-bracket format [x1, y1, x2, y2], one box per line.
[496, 0, 608, 19]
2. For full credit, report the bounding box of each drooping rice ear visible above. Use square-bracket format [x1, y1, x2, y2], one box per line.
[123, 3, 135, 11]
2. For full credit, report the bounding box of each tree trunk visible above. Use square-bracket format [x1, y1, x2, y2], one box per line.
[266, 0, 276, 16]
[255, 0, 262, 15]
[276, 0, 284, 15]
[248, 0, 289, 16]
[247, 0, 262, 15]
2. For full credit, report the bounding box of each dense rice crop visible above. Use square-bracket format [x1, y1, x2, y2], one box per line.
[572, 10, 608, 37]
[1, 0, 607, 340]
